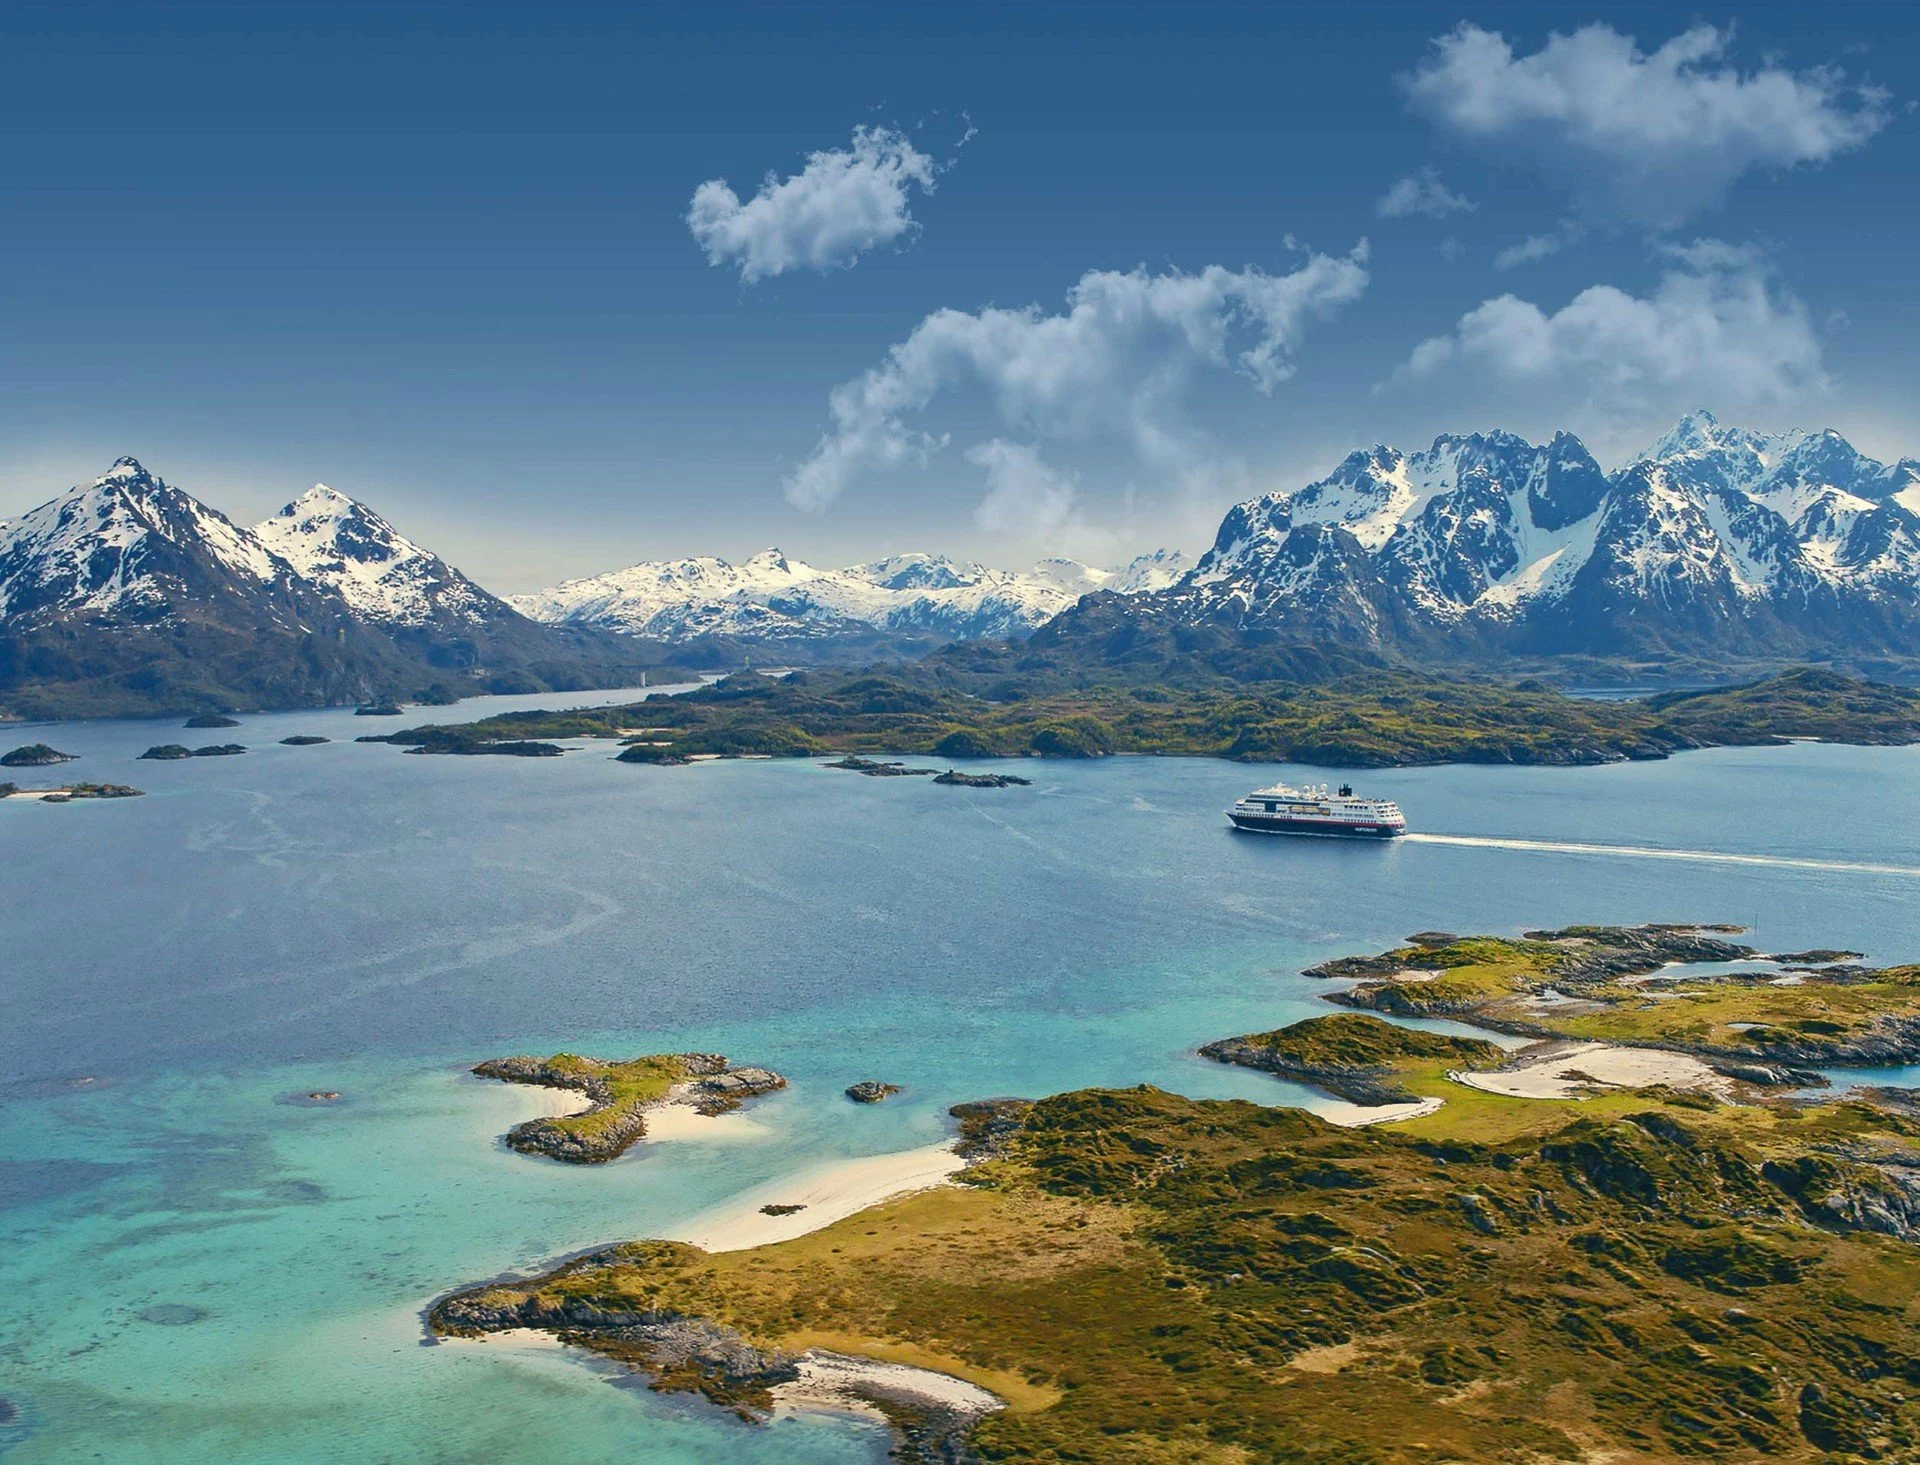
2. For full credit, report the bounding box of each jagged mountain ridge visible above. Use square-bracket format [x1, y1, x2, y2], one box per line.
[1058, 412, 1920, 666]
[0, 460, 674, 717]
[509, 546, 1192, 643]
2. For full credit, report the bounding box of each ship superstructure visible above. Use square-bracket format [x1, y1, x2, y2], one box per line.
[1227, 782, 1406, 838]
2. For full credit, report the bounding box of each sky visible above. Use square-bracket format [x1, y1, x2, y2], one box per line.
[0, 1, 1915, 590]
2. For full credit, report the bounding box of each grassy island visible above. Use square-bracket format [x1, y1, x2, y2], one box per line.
[437, 925, 1920, 1462]
[1, 743, 78, 767]
[474, 1053, 786, 1163]
[369, 666, 1920, 772]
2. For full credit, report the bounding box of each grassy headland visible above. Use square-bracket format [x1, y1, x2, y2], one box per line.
[1319, 926, 1920, 1073]
[439, 1080, 1920, 1462]
[365, 666, 1920, 770]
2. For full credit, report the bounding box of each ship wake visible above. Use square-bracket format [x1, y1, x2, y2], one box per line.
[1403, 833, 1920, 879]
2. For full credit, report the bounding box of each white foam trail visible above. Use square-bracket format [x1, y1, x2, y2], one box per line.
[1403, 832, 1920, 879]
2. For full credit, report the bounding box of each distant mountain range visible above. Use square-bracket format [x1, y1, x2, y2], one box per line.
[0, 461, 1188, 718]
[508, 546, 1191, 643]
[1024, 411, 1920, 678]
[0, 460, 677, 718]
[6, 415, 1916, 718]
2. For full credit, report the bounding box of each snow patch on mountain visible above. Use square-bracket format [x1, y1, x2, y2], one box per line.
[253, 486, 493, 627]
[1138, 411, 1920, 658]
[0, 458, 288, 627]
[510, 547, 1192, 643]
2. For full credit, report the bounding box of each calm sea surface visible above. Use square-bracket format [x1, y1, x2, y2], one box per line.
[5, 690, 1920, 1462]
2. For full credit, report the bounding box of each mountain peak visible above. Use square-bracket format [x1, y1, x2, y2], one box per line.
[299, 483, 355, 507]
[1640, 409, 1727, 462]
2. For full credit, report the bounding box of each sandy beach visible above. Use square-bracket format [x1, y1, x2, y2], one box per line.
[668, 1142, 967, 1252]
[1313, 1095, 1445, 1127]
[771, 1349, 1005, 1423]
[528, 1086, 594, 1119]
[640, 1091, 775, 1144]
[1452, 1040, 1731, 1100]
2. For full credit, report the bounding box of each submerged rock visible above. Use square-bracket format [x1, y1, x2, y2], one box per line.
[825, 755, 937, 777]
[137, 1304, 208, 1326]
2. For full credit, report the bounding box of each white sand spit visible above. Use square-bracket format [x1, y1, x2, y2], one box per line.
[1313, 1096, 1444, 1128]
[670, 1143, 966, 1252]
[1452, 1041, 1730, 1101]
[771, 1350, 1004, 1423]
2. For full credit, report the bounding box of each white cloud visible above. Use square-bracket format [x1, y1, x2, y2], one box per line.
[785, 247, 1371, 512]
[1376, 168, 1475, 218]
[967, 440, 1083, 544]
[1393, 243, 1827, 444]
[687, 126, 941, 283]
[1402, 23, 1891, 227]
[1494, 221, 1585, 271]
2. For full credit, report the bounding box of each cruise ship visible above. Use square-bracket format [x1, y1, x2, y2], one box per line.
[1227, 782, 1407, 838]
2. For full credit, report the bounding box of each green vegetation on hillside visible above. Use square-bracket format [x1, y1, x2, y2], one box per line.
[433, 924, 1920, 1461]
[366, 667, 1920, 770]
[438, 1079, 1920, 1462]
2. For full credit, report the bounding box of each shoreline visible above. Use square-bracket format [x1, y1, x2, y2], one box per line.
[667, 1141, 966, 1252]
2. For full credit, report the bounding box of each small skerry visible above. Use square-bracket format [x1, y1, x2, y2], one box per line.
[1228, 782, 1406, 838]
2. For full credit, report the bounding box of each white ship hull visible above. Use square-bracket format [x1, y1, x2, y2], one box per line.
[1227, 782, 1406, 838]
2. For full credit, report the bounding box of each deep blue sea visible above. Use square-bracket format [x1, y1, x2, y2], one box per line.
[5, 690, 1920, 1462]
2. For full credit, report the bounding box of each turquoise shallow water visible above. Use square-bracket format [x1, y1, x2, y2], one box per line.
[5, 697, 1920, 1462]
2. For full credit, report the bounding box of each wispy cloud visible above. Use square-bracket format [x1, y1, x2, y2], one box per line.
[784, 248, 1371, 516]
[1494, 221, 1585, 271]
[688, 125, 944, 283]
[1402, 23, 1891, 227]
[1376, 167, 1475, 219]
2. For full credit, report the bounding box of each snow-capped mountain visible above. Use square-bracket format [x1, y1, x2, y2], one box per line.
[0, 461, 671, 718]
[511, 547, 1192, 644]
[0, 458, 306, 630]
[253, 485, 503, 629]
[1058, 412, 1920, 663]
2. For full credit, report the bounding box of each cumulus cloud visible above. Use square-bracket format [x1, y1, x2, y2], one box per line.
[687, 125, 941, 283]
[1376, 167, 1475, 218]
[785, 247, 1371, 513]
[1392, 243, 1827, 443]
[1401, 22, 1891, 227]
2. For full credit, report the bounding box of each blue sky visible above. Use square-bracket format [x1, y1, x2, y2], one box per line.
[1, 2, 1914, 588]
